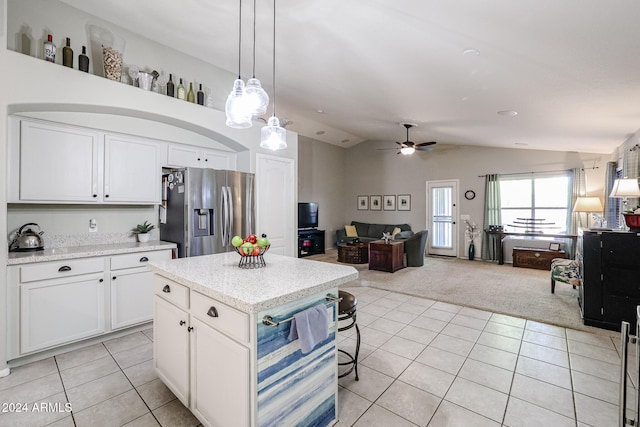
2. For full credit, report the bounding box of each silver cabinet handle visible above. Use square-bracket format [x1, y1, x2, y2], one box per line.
[162, 285, 171, 293]
[207, 306, 219, 318]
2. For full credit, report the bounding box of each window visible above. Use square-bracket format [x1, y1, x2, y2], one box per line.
[499, 172, 571, 233]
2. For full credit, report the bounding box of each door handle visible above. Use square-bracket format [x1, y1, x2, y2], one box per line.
[227, 186, 234, 242]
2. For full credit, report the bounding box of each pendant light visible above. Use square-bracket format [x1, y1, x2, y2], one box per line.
[260, 0, 287, 150]
[244, 0, 269, 116]
[225, 0, 252, 129]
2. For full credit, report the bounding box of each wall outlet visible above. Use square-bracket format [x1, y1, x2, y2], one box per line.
[460, 214, 471, 220]
[89, 218, 98, 233]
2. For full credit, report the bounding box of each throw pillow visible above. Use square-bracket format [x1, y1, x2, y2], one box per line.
[345, 225, 358, 237]
[391, 227, 401, 239]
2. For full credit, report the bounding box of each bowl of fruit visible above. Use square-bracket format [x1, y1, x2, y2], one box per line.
[232, 233, 270, 268]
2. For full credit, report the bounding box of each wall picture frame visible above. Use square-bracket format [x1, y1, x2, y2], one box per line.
[397, 194, 411, 211]
[383, 195, 396, 211]
[370, 195, 382, 211]
[357, 195, 368, 210]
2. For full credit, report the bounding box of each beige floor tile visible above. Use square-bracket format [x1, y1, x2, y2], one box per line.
[358, 303, 392, 317]
[55, 343, 110, 371]
[477, 331, 522, 354]
[47, 415, 76, 427]
[571, 370, 618, 405]
[450, 313, 488, 330]
[66, 370, 132, 412]
[152, 398, 200, 427]
[410, 316, 447, 333]
[407, 296, 436, 308]
[360, 348, 412, 378]
[468, 344, 518, 371]
[489, 313, 526, 328]
[141, 327, 154, 342]
[422, 308, 456, 322]
[0, 391, 70, 427]
[396, 325, 438, 345]
[398, 361, 456, 398]
[136, 378, 177, 410]
[432, 301, 463, 314]
[574, 392, 619, 427]
[74, 389, 149, 427]
[377, 381, 440, 425]
[385, 292, 412, 303]
[371, 298, 403, 310]
[124, 360, 158, 387]
[570, 353, 620, 382]
[428, 400, 500, 427]
[458, 358, 514, 393]
[458, 306, 493, 321]
[353, 311, 378, 327]
[336, 386, 372, 426]
[103, 332, 152, 355]
[444, 377, 509, 422]
[519, 341, 569, 368]
[0, 357, 57, 391]
[338, 365, 395, 402]
[484, 321, 524, 340]
[510, 373, 574, 418]
[441, 323, 482, 343]
[415, 346, 466, 375]
[379, 335, 426, 360]
[359, 326, 394, 348]
[113, 342, 154, 369]
[339, 336, 376, 361]
[430, 334, 474, 357]
[381, 310, 419, 325]
[122, 412, 161, 427]
[0, 372, 64, 405]
[522, 330, 567, 351]
[367, 318, 405, 336]
[525, 320, 566, 338]
[515, 356, 572, 389]
[504, 396, 575, 427]
[566, 329, 616, 349]
[353, 403, 418, 427]
[568, 340, 620, 364]
[59, 355, 120, 389]
[396, 302, 428, 316]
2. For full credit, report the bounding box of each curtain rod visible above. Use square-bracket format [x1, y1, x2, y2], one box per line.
[478, 166, 598, 178]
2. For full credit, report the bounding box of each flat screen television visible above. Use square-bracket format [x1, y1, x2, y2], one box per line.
[298, 202, 319, 229]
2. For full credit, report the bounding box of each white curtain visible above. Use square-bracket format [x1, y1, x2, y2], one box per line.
[570, 168, 586, 235]
[481, 174, 501, 261]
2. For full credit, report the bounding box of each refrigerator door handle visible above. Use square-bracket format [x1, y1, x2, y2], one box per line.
[221, 187, 227, 246]
[227, 186, 234, 241]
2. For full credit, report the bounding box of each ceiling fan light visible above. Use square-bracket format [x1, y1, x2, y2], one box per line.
[260, 116, 287, 150]
[400, 146, 415, 155]
[225, 79, 252, 129]
[245, 77, 269, 116]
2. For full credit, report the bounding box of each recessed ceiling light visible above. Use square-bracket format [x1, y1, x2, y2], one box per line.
[463, 48, 480, 57]
[316, 130, 325, 135]
[497, 110, 518, 117]
[341, 139, 350, 143]
[514, 142, 528, 146]
[316, 109, 324, 114]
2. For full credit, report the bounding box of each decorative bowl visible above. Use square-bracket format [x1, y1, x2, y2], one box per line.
[623, 214, 640, 231]
[233, 245, 270, 269]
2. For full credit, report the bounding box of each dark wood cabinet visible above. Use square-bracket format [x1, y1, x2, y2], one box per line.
[580, 230, 640, 331]
[369, 240, 405, 273]
[298, 229, 325, 258]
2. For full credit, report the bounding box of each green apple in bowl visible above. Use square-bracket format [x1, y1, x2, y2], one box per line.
[231, 235, 243, 247]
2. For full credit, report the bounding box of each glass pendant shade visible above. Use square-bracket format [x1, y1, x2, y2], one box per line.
[225, 79, 252, 129]
[260, 116, 287, 150]
[245, 78, 269, 116]
[400, 146, 415, 155]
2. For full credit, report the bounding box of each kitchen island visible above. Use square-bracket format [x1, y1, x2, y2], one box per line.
[148, 252, 358, 427]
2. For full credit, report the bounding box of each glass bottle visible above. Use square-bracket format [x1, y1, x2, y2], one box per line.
[44, 34, 56, 63]
[197, 84, 205, 105]
[62, 37, 73, 68]
[78, 46, 89, 72]
[177, 78, 185, 100]
[187, 82, 195, 103]
[166, 74, 175, 97]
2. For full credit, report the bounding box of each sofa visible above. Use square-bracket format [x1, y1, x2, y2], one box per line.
[336, 221, 412, 244]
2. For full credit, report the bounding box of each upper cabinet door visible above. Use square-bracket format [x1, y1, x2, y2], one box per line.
[19, 120, 100, 202]
[203, 149, 237, 170]
[104, 134, 160, 204]
[166, 143, 237, 170]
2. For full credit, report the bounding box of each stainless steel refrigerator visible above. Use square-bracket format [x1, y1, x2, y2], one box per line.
[159, 168, 255, 258]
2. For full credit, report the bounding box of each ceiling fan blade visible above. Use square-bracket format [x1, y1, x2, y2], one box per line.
[395, 141, 403, 145]
[416, 141, 437, 147]
[416, 147, 433, 152]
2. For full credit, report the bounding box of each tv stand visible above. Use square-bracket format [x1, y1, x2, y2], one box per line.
[298, 229, 325, 258]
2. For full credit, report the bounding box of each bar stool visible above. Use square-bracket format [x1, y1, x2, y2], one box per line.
[337, 290, 360, 381]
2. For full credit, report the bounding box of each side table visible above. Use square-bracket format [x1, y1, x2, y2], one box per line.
[338, 243, 369, 264]
[369, 240, 405, 273]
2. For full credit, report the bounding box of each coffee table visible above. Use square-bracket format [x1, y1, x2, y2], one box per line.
[337, 242, 369, 264]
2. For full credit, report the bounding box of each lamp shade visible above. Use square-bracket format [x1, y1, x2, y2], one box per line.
[400, 146, 415, 155]
[573, 197, 604, 212]
[260, 116, 287, 150]
[245, 78, 269, 116]
[609, 178, 640, 198]
[225, 79, 252, 129]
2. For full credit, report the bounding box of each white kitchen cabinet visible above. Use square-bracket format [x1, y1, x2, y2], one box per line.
[166, 143, 237, 170]
[110, 250, 172, 330]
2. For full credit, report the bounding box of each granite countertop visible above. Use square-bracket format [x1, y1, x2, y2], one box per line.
[148, 252, 359, 314]
[8, 241, 177, 265]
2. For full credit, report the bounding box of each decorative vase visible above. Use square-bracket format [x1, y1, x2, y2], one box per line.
[468, 240, 475, 260]
[137, 233, 150, 243]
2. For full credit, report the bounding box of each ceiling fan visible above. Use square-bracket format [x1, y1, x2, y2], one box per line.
[378, 123, 437, 155]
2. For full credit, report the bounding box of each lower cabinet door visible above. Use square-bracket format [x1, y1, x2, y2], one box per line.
[20, 275, 105, 354]
[111, 270, 154, 330]
[190, 317, 250, 427]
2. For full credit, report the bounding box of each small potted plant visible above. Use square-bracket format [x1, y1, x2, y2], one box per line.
[133, 220, 155, 242]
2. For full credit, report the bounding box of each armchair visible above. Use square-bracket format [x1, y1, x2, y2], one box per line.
[403, 230, 429, 267]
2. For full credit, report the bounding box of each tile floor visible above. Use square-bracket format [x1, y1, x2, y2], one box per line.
[0, 286, 631, 427]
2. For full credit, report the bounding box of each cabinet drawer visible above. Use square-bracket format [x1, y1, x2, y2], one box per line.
[154, 276, 189, 309]
[111, 250, 172, 271]
[191, 291, 249, 344]
[19, 258, 105, 283]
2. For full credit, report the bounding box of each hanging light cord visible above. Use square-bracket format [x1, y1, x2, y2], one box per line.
[237, 0, 242, 79]
[271, 0, 277, 116]
[252, 0, 257, 78]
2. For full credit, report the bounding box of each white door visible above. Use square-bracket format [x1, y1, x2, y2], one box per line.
[427, 180, 459, 257]
[255, 154, 295, 257]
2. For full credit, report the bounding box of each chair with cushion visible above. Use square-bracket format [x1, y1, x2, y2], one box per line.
[550, 258, 580, 293]
[403, 230, 429, 267]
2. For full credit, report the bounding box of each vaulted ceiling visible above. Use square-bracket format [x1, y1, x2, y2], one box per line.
[60, 0, 640, 154]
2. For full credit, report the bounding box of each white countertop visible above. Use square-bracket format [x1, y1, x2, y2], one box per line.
[7, 241, 177, 265]
[148, 252, 359, 314]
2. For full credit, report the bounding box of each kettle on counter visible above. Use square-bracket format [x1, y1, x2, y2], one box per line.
[9, 223, 45, 252]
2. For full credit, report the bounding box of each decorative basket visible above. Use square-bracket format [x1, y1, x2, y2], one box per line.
[623, 214, 640, 231]
[233, 245, 270, 269]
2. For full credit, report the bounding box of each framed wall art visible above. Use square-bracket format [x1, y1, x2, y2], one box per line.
[397, 194, 411, 211]
[370, 195, 382, 211]
[383, 195, 396, 211]
[357, 195, 368, 210]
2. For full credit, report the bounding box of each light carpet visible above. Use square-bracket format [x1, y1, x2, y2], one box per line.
[308, 249, 614, 335]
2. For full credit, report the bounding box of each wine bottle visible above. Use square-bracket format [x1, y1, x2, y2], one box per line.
[177, 78, 185, 100]
[197, 84, 205, 105]
[166, 74, 175, 97]
[44, 34, 56, 63]
[78, 46, 89, 72]
[62, 37, 73, 68]
[187, 82, 195, 103]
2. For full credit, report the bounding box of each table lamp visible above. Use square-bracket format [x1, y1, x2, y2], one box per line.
[573, 196, 604, 229]
[609, 178, 640, 229]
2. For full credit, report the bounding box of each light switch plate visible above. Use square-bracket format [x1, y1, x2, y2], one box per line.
[89, 218, 98, 233]
[460, 214, 471, 220]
